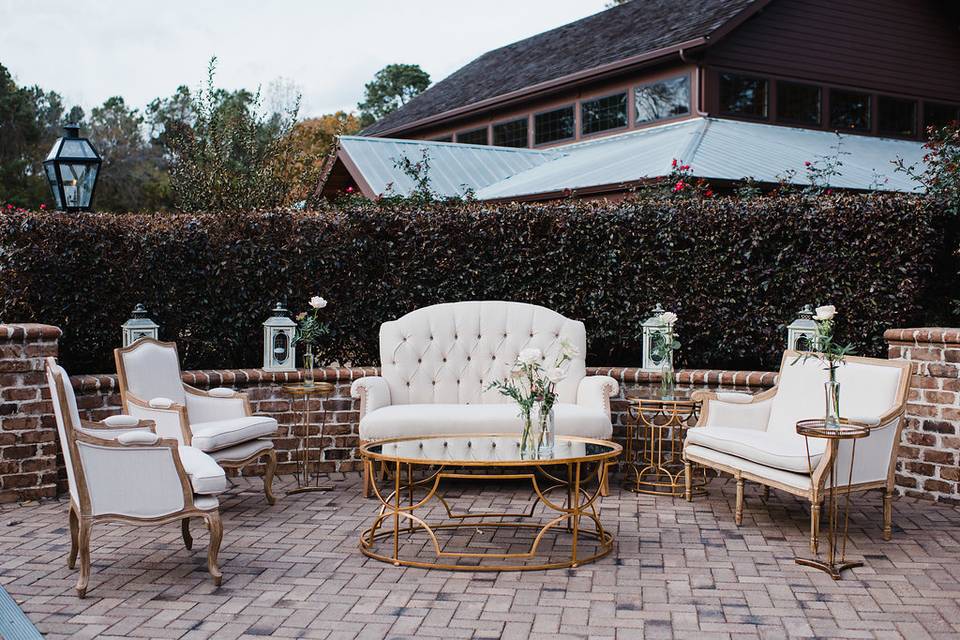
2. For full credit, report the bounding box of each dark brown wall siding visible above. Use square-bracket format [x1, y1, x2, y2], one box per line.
[705, 0, 960, 103]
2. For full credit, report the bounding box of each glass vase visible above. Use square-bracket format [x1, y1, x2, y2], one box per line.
[824, 379, 841, 428]
[520, 411, 536, 460]
[303, 344, 315, 388]
[660, 355, 676, 399]
[535, 404, 556, 458]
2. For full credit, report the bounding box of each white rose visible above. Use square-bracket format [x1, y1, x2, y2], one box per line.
[813, 305, 836, 321]
[517, 348, 543, 365]
[659, 311, 678, 325]
[546, 367, 567, 384]
[560, 339, 581, 359]
[309, 296, 328, 309]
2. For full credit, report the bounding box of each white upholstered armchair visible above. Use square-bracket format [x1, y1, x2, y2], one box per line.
[683, 352, 910, 552]
[351, 301, 619, 495]
[114, 339, 278, 504]
[46, 358, 227, 597]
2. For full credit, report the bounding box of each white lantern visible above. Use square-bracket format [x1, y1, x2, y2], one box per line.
[787, 304, 818, 352]
[121, 304, 159, 346]
[263, 303, 297, 371]
[642, 303, 669, 371]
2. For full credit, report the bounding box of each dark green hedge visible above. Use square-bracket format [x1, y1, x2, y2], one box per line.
[0, 194, 949, 373]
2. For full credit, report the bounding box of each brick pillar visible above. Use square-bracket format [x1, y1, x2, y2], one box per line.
[0, 324, 62, 503]
[885, 328, 960, 505]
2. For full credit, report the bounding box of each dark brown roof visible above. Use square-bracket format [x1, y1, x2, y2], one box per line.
[362, 0, 762, 136]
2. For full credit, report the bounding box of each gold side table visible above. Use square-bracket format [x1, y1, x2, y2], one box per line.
[282, 382, 336, 494]
[795, 418, 869, 580]
[624, 391, 708, 497]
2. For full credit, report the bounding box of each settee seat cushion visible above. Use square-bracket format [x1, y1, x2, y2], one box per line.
[685, 426, 824, 474]
[360, 403, 612, 441]
[190, 416, 278, 452]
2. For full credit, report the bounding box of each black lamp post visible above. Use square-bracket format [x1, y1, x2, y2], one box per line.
[43, 124, 102, 212]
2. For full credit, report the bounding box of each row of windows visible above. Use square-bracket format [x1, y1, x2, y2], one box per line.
[438, 74, 692, 148]
[718, 72, 960, 137]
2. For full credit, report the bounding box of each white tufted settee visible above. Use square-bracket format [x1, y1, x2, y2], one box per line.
[351, 301, 619, 492]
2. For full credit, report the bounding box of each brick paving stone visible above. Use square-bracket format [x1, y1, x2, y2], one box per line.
[1, 473, 959, 639]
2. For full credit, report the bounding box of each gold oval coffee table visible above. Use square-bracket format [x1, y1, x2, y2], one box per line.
[359, 434, 621, 571]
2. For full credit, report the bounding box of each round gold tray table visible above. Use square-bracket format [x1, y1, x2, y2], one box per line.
[281, 382, 336, 494]
[359, 434, 621, 571]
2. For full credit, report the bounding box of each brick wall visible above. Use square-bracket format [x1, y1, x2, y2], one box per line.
[886, 328, 960, 506]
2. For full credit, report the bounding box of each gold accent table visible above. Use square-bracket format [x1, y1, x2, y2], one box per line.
[795, 418, 869, 580]
[359, 434, 621, 571]
[281, 383, 335, 494]
[624, 391, 708, 496]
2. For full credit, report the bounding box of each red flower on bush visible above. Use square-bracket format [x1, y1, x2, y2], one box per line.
[705, 189, 714, 197]
[680, 164, 690, 171]
[671, 158, 678, 168]
[39, 204, 46, 210]
[345, 186, 355, 194]
[672, 180, 686, 193]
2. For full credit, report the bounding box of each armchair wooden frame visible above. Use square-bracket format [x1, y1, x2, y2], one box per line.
[114, 338, 277, 505]
[47, 358, 222, 598]
[682, 352, 911, 553]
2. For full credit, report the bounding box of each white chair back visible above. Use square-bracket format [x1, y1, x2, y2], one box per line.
[45, 363, 81, 508]
[379, 301, 587, 405]
[117, 340, 186, 404]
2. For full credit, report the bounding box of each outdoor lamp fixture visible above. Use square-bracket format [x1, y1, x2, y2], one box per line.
[786, 304, 818, 352]
[43, 123, 102, 212]
[641, 303, 669, 371]
[121, 304, 160, 346]
[263, 302, 297, 371]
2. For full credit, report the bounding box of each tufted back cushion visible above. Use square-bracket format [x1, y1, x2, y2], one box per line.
[380, 301, 587, 405]
[118, 341, 186, 404]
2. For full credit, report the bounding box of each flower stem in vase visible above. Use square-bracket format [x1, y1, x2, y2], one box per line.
[303, 344, 315, 388]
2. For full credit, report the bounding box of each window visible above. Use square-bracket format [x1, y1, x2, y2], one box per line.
[492, 118, 529, 147]
[878, 97, 916, 137]
[777, 81, 820, 126]
[719, 73, 768, 119]
[830, 89, 871, 131]
[456, 128, 488, 145]
[635, 75, 690, 124]
[432, 135, 453, 143]
[924, 102, 960, 131]
[581, 93, 627, 135]
[534, 106, 575, 145]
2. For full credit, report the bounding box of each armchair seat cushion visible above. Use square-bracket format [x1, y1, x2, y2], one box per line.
[685, 426, 824, 474]
[190, 416, 278, 452]
[360, 403, 612, 441]
[178, 446, 227, 495]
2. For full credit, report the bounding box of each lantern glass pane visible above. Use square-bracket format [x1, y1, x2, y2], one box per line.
[45, 139, 62, 161]
[60, 162, 97, 209]
[59, 139, 97, 158]
[44, 164, 63, 208]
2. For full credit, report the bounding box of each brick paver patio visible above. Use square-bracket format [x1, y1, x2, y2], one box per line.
[2, 473, 959, 640]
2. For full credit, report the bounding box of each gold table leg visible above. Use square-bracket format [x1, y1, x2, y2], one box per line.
[624, 399, 707, 497]
[287, 390, 335, 494]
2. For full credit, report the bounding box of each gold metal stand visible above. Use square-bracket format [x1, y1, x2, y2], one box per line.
[795, 419, 869, 580]
[624, 393, 708, 496]
[282, 382, 335, 494]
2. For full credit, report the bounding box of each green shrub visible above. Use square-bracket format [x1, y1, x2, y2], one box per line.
[0, 194, 946, 373]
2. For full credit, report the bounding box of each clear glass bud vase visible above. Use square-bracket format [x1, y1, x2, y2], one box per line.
[534, 404, 555, 458]
[520, 411, 536, 460]
[660, 355, 676, 399]
[303, 344, 315, 388]
[824, 379, 841, 428]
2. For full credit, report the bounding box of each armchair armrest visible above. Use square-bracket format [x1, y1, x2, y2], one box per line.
[183, 384, 250, 423]
[351, 376, 391, 419]
[79, 416, 157, 440]
[693, 388, 775, 430]
[124, 394, 191, 443]
[576, 376, 619, 418]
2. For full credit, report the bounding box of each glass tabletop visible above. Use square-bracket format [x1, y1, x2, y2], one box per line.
[362, 434, 621, 466]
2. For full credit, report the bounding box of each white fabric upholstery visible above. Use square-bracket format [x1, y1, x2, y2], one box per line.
[77, 441, 186, 517]
[178, 446, 228, 494]
[207, 439, 274, 465]
[193, 495, 219, 511]
[149, 397, 176, 409]
[701, 396, 773, 430]
[380, 436, 596, 462]
[715, 392, 754, 404]
[351, 376, 392, 416]
[686, 426, 824, 473]
[190, 416, 278, 452]
[208, 387, 236, 398]
[685, 444, 813, 492]
[125, 403, 186, 442]
[45, 365, 80, 507]
[119, 342, 186, 404]
[184, 391, 247, 424]
[102, 415, 140, 428]
[117, 430, 160, 445]
[576, 376, 620, 414]
[360, 403, 612, 441]
[379, 301, 587, 405]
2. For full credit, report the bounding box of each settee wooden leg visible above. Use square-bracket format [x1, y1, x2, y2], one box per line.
[883, 490, 893, 541]
[735, 478, 744, 525]
[181, 518, 193, 550]
[76, 519, 92, 598]
[263, 449, 277, 506]
[205, 512, 223, 587]
[68, 503, 79, 569]
[810, 501, 821, 553]
[684, 461, 692, 502]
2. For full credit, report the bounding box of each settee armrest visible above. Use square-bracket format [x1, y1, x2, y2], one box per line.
[576, 376, 619, 418]
[351, 376, 392, 419]
[692, 389, 775, 430]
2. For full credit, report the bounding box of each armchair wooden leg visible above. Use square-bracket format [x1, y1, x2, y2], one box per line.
[204, 512, 223, 587]
[68, 503, 79, 569]
[883, 490, 894, 541]
[76, 519, 92, 598]
[684, 461, 693, 502]
[735, 477, 745, 526]
[181, 518, 193, 550]
[263, 449, 277, 506]
[810, 501, 821, 554]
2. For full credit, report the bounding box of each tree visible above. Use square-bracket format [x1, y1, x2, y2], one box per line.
[283, 111, 362, 204]
[357, 64, 430, 127]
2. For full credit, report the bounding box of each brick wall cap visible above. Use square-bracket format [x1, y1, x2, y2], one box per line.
[585, 366, 777, 388]
[0, 324, 62, 341]
[885, 328, 960, 346]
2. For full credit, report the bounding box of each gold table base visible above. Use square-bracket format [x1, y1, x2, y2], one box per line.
[282, 383, 335, 495]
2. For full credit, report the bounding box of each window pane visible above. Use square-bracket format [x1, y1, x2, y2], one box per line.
[923, 102, 960, 132]
[719, 73, 768, 118]
[534, 106, 575, 145]
[492, 118, 529, 147]
[456, 128, 488, 145]
[581, 93, 627, 135]
[878, 96, 916, 137]
[777, 81, 820, 125]
[635, 75, 690, 124]
[830, 90, 871, 131]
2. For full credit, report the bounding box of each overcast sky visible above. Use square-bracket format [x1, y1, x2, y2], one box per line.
[1, 0, 609, 119]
